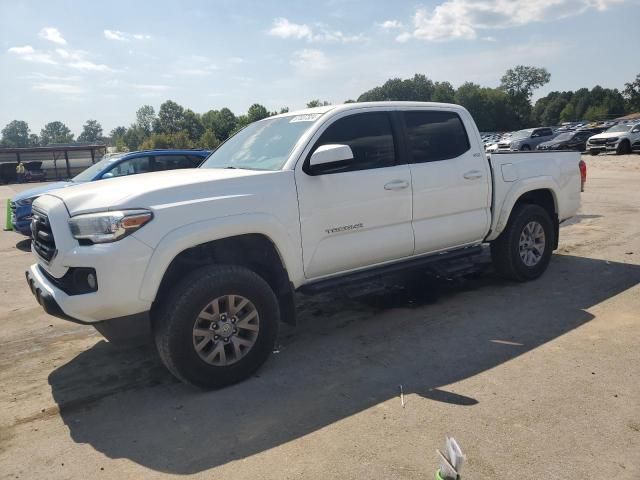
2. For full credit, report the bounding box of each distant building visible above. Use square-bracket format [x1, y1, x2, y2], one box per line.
[0, 143, 106, 184]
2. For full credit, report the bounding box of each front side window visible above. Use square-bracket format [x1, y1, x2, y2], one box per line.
[106, 156, 151, 178]
[307, 112, 396, 175]
[403, 110, 470, 163]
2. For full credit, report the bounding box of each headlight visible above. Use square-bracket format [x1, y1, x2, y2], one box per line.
[16, 196, 37, 206]
[68, 209, 153, 244]
[606, 137, 619, 143]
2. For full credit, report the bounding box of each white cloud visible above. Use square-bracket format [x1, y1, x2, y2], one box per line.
[55, 48, 86, 60]
[269, 17, 364, 43]
[68, 60, 113, 72]
[269, 18, 313, 40]
[104, 29, 151, 41]
[23, 72, 83, 82]
[378, 20, 403, 30]
[397, 0, 626, 42]
[131, 84, 170, 96]
[39, 27, 67, 45]
[32, 83, 84, 94]
[291, 49, 330, 72]
[8, 45, 57, 64]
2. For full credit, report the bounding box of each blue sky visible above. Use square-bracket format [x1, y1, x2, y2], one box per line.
[1, 0, 639, 136]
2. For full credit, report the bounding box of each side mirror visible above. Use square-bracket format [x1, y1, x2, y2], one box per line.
[101, 172, 114, 179]
[309, 144, 354, 168]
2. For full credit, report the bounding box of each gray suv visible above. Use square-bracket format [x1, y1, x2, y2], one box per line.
[497, 127, 557, 151]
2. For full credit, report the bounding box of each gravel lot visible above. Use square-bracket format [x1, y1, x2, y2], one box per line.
[1, 154, 639, 479]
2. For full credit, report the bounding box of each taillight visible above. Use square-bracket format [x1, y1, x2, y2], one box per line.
[579, 160, 587, 192]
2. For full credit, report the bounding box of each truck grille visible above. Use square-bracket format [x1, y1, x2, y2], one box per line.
[31, 208, 57, 262]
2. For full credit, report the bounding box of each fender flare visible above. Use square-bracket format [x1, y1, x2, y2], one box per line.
[486, 176, 559, 242]
[137, 212, 303, 302]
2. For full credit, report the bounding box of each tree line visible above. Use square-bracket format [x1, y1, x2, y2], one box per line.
[2, 67, 639, 149]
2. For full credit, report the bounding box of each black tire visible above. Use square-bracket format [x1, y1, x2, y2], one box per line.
[521, 144, 531, 151]
[490, 204, 555, 282]
[589, 150, 599, 156]
[153, 264, 279, 389]
[616, 140, 631, 155]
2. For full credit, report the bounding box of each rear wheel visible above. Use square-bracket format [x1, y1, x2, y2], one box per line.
[153, 265, 279, 389]
[491, 204, 555, 282]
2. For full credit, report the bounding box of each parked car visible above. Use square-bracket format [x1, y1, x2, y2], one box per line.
[10, 149, 210, 235]
[25, 102, 583, 388]
[586, 123, 640, 155]
[537, 130, 596, 152]
[496, 127, 556, 151]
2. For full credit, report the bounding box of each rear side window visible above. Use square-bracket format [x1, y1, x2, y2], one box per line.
[307, 112, 396, 175]
[403, 111, 470, 163]
[153, 155, 199, 171]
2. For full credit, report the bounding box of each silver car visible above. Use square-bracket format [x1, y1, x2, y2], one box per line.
[497, 127, 557, 151]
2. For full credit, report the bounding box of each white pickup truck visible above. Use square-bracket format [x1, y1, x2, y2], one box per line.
[25, 102, 584, 388]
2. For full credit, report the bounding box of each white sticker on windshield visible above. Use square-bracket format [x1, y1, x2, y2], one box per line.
[289, 114, 322, 123]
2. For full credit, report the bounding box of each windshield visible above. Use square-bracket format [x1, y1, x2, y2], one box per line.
[72, 154, 124, 182]
[511, 129, 534, 139]
[606, 124, 633, 133]
[553, 133, 575, 142]
[200, 115, 320, 171]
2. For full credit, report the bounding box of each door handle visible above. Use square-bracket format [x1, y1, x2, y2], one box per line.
[463, 170, 483, 180]
[384, 180, 410, 191]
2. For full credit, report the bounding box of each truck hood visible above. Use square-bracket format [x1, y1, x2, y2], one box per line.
[12, 181, 73, 203]
[42, 168, 271, 215]
[590, 131, 628, 140]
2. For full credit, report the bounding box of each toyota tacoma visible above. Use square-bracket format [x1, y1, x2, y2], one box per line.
[25, 102, 584, 388]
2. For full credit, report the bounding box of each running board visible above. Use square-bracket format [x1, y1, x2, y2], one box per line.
[299, 246, 483, 294]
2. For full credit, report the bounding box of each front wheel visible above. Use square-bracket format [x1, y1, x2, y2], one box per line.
[589, 150, 599, 156]
[490, 204, 555, 282]
[616, 140, 631, 155]
[153, 265, 279, 389]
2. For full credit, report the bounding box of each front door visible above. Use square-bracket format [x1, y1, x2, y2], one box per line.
[295, 111, 414, 279]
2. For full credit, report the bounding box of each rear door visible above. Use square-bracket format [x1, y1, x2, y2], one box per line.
[295, 110, 414, 279]
[402, 108, 491, 254]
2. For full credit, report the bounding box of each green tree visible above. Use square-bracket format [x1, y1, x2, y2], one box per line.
[279, 107, 290, 113]
[199, 129, 221, 149]
[1, 120, 30, 147]
[110, 126, 127, 138]
[77, 119, 103, 143]
[358, 74, 435, 102]
[40, 121, 74, 145]
[500, 66, 551, 99]
[155, 100, 185, 134]
[247, 104, 269, 123]
[344, 99, 356, 103]
[623, 73, 640, 112]
[583, 105, 609, 120]
[123, 125, 146, 151]
[559, 103, 577, 123]
[432, 81, 456, 103]
[135, 105, 156, 135]
[182, 109, 204, 142]
[28, 134, 40, 146]
[306, 100, 331, 108]
[201, 108, 237, 140]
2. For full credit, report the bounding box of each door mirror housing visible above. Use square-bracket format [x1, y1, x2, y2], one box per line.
[309, 144, 354, 168]
[101, 172, 114, 179]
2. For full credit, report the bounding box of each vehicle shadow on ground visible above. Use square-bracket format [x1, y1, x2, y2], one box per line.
[48, 254, 640, 474]
[15, 238, 31, 252]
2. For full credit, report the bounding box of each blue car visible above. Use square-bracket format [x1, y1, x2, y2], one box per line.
[10, 149, 210, 236]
